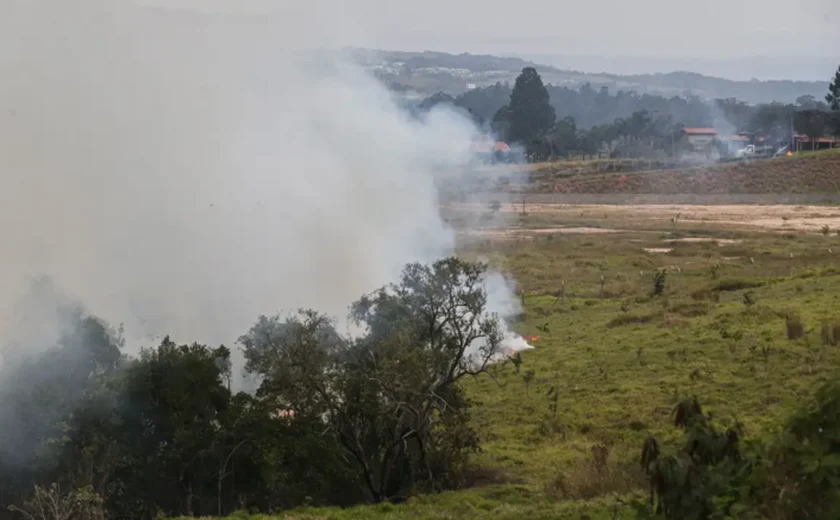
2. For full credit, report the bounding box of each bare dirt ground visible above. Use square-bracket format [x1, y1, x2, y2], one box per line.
[465, 227, 623, 239]
[453, 203, 840, 233]
[665, 238, 742, 244]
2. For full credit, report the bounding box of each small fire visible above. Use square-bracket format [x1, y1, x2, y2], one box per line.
[493, 333, 536, 363]
[272, 408, 295, 419]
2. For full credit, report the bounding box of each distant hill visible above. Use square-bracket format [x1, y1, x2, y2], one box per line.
[507, 54, 838, 83]
[343, 49, 829, 104]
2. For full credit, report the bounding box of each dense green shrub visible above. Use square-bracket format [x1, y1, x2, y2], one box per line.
[639, 398, 746, 519]
[638, 379, 840, 519]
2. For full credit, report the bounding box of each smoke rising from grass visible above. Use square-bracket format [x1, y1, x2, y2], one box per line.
[0, 1, 529, 386]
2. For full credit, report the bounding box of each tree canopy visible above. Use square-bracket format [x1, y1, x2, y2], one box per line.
[240, 258, 500, 502]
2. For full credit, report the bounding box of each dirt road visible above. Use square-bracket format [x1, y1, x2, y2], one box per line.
[450, 202, 840, 233]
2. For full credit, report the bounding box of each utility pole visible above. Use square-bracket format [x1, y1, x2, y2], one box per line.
[790, 116, 795, 152]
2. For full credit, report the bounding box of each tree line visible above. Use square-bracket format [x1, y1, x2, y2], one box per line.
[0, 260, 502, 519]
[418, 65, 840, 161]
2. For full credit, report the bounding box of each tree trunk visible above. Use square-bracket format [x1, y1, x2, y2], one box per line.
[338, 432, 381, 503]
[218, 459, 223, 516]
[368, 479, 383, 503]
[416, 435, 434, 484]
[217, 439, 247, 516]
[185, 481, 193, 517]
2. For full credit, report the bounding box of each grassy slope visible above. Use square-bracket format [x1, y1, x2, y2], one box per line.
[216, 213, 840, 519]
[790, 147, 840, 158]
[468, 231, 840, 480]
[469, 158, 681, 178]
[540, 150, 840, 194]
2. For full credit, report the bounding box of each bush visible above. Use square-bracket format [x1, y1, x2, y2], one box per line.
[821, 319, 840, 346]
[690, 287, 721, 302]
[749, 379, 840, 519]
[10, 484, 105, 520]
[784, 312, 805, 340]
[652, 269, 667, 297]
[638, 378, 840, 519]
[713, 279, 765, 292]
[639, 398, 745, 519]
[607, 312, 662, 328]
[669, 302, 712, 318]
[742, 291, 756, 307]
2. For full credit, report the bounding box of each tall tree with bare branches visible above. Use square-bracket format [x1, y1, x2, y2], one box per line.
[239, 258, 501, 502]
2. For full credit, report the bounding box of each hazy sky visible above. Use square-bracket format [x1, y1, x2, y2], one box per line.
[135, 0, 839, 58]
[0, 0, 530, 375]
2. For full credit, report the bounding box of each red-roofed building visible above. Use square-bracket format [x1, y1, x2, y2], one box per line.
[680, 128, 719, 158]
[682, 128, 717, 136]
[794, 135, 840, 151]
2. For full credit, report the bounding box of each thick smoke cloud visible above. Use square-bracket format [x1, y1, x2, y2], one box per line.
[0, 2, 528, 385]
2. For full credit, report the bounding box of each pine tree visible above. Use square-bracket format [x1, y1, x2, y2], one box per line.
[506, 67, 556, 144]
[827, 64, 840, 111]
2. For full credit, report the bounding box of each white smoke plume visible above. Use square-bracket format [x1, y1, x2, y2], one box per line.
[0, 1, 529, 386]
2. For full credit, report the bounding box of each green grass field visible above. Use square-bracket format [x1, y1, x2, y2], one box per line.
[211, 207, 840, 519]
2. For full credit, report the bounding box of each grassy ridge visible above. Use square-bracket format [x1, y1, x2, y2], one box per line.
[541, 151, 840, 194]
[211, 214, 840, 519]
[470, 157, 681, 177]
[447, 150, 840, 196]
